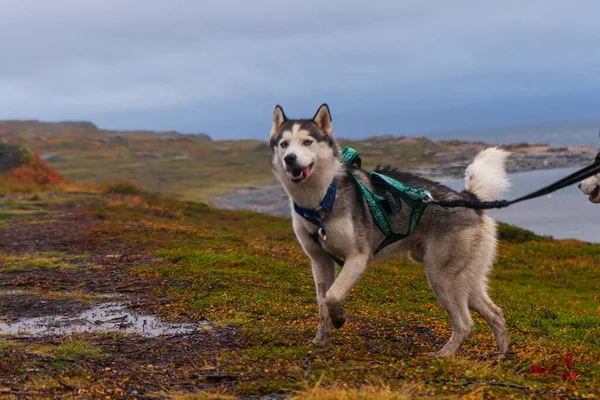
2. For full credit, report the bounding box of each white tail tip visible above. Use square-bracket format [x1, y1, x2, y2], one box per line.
[465, 147, 511, 201]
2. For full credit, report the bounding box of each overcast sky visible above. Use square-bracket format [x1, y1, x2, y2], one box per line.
[1, 0, 600, 140]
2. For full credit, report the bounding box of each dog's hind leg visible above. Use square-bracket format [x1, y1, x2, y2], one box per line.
[325, 253, 370, 329]
[468, 282, 508, 355]
[311, 253, 337, 346]
[425, 262, 475, 358]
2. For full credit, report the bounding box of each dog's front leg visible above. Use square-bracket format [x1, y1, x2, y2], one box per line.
[310, 252, 336, 346]
[325, 253, 370, 329]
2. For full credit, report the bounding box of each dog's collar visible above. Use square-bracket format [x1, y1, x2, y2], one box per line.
[293, 178, 337, 241]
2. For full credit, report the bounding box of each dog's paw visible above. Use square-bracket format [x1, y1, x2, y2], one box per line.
[312, 321, 332, 346]
[330, 305, 346, 329]
[491, 351, 509, 360]
[312, 334, 332, 346]
[424, 349, 456, 358]
[325, 297, 346, 329]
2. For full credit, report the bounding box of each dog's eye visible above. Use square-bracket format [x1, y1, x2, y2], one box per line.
[280, 141, 288, 149]
[303, 139, 313, 146]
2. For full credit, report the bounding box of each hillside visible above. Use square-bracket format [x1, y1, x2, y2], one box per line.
[0, 120, 211, 141]
[1, 120, 597, 203]
[0, 190, 598, 398]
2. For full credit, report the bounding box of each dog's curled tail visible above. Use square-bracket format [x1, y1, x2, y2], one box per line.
[464, 147, 510, 201]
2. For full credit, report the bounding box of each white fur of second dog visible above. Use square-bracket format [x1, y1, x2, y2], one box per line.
[579, 174, 600, 204]
[270, 104, 511, 357]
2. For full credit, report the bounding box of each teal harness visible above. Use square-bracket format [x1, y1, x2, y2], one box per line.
[341, 147, 432, 255]
[295, 147, 432, 265]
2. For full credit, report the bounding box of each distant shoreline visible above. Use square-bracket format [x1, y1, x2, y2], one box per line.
[212, 149, 596, 217]
[410, 144, 596, 180]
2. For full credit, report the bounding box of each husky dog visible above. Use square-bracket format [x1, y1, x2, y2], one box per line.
[579, 152, 600, 203]
[579, 171, 600, 204]
[270, 104, 510, 357]
[579, 175, 600, 204]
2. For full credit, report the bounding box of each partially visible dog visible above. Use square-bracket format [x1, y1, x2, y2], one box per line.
[269, 104, 511, 357]
[579, 174, 600, 204]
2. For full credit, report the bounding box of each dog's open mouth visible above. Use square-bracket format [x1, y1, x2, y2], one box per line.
[288, 163, 314, 183]
[590, 185, 600, 203]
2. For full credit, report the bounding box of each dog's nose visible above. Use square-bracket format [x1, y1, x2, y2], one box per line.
[578, 183, 582, 189]
[284, 154, 297, 166]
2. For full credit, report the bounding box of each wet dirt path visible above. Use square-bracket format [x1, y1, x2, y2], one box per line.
[0, 198, 240, 399]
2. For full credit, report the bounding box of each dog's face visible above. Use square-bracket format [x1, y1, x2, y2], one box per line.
[269, 104, 338, 185]
[580, 174, 600, 204]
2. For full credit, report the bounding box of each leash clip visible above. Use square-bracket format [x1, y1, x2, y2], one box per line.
[318, 227, 327, 241]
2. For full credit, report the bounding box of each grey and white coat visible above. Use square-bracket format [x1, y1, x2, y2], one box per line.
[270, 104, 510, 357]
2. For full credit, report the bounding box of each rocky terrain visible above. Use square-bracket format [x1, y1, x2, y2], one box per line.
[412, 144, 596, 179]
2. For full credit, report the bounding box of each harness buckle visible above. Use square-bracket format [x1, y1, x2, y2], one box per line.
[315, 206, 327, 220]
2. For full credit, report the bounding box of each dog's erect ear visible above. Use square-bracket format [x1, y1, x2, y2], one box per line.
[271, 105, 287, 138]
[312, 103, 332, 135]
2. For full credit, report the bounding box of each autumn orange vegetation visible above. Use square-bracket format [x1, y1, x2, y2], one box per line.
[0, 146, 66, 193]
[6, 152, 65, 185]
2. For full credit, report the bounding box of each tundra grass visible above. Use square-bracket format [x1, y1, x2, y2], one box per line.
[77, 193, 600, 398]
[0, 253, 74, 273]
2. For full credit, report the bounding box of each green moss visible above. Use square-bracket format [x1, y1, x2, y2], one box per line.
[103, 178, 144, 195]
[67, 171, 97, 180]
[54, 340, 104, 360]
[38, 251, 66, 258]
[19, 258, 61, 269]
[182, 200, 213, 216]
[17, 144, 33, 162]
[498, 223, 543, 243]
[0, 253, 73, 272]
[0, 340, 23, 355]
[0, 212, 15, 221]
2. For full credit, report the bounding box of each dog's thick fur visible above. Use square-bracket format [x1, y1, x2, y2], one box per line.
[579, 175, 600, 204]
[270, 104, 510, 357]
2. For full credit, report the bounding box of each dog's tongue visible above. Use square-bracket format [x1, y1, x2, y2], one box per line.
[302, 166, 313, 178]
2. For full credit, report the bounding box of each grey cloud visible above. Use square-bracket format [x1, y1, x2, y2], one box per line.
[1, 0, 599, 136]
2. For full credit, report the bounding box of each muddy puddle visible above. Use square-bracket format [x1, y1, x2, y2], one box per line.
[0, 298, 210, 337]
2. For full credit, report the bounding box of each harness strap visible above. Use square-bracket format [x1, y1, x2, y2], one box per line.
[340, 146, 362, 168]
[347, 169, 430, 254]
[342, 146, 432, 254]
[293, 178, 337, 240]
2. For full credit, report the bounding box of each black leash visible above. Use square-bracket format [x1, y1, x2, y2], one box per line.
[428, 152, 600, 210]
